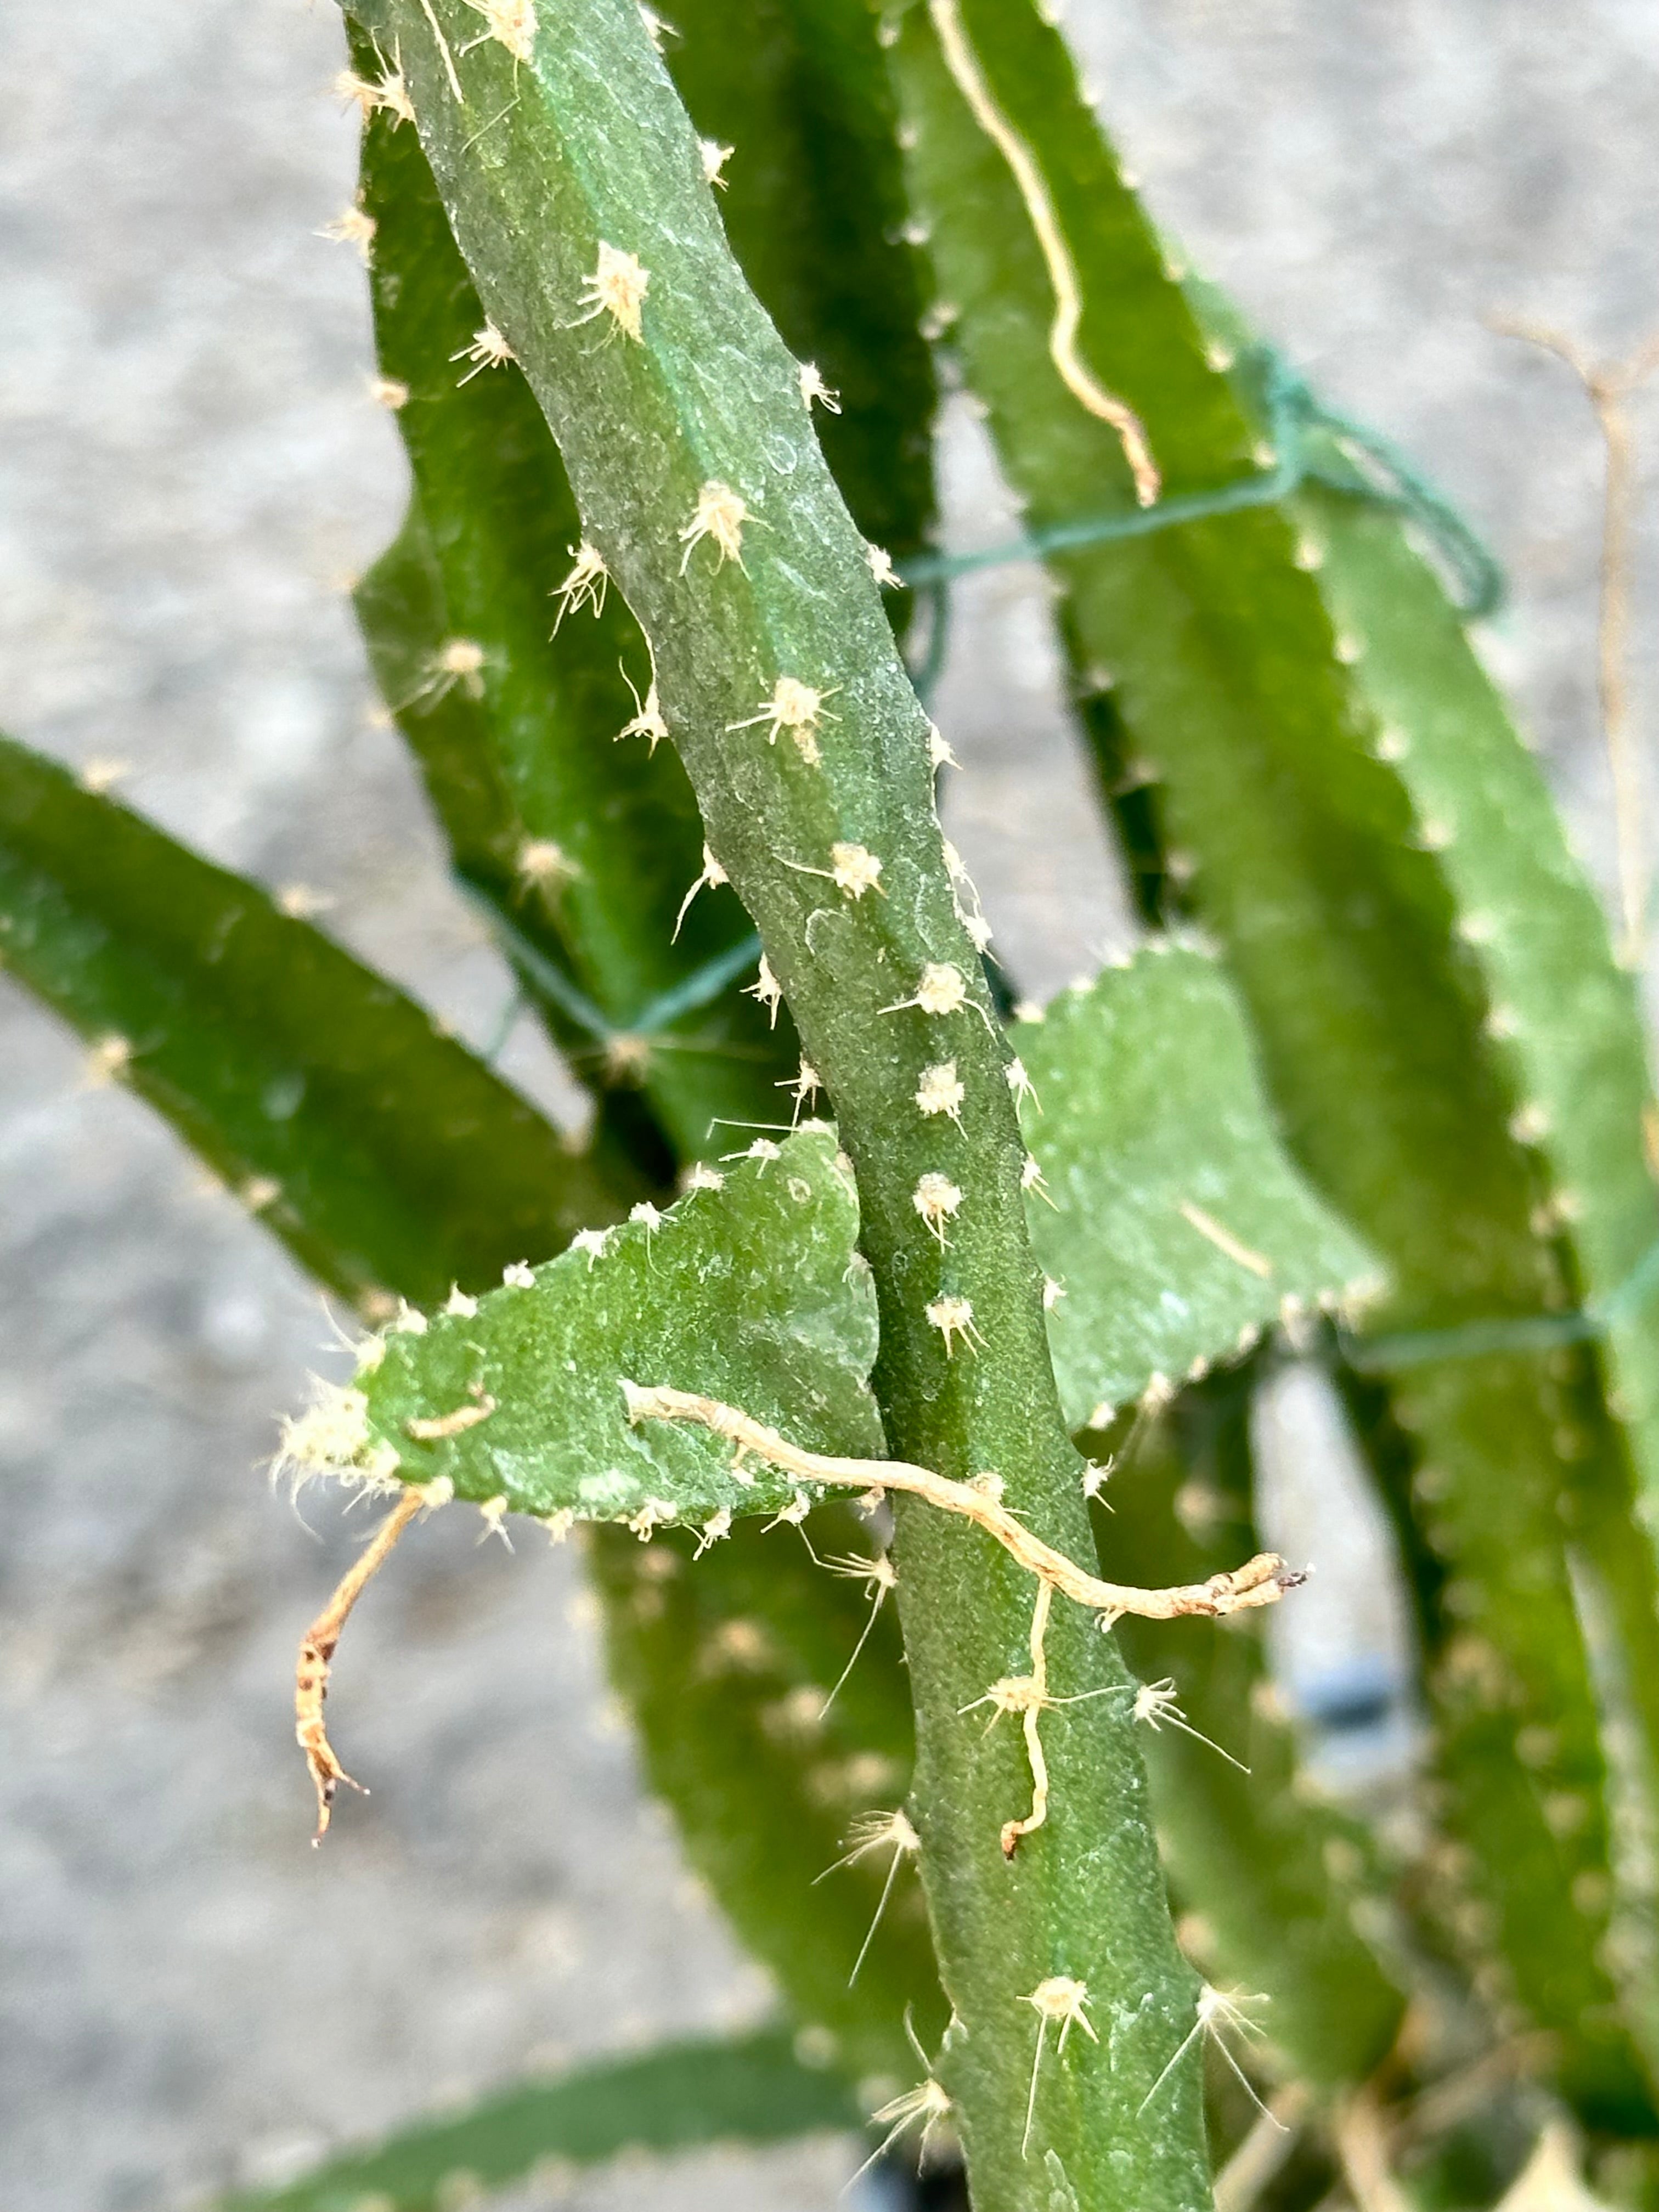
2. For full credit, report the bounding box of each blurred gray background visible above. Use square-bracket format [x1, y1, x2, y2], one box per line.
[2, 3, 1655, 2207]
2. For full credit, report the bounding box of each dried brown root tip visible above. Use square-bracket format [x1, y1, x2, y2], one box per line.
[1001, 1793, 1051, 1857]
[302, 1732, 366, 1846]
[1205, 1552, 1300, 1613]
[292, 1488, 424, 1844]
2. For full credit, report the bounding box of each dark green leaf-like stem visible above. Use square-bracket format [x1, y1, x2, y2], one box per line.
[217, 2027, 861, 2212]
[0, 733, 619, 1308]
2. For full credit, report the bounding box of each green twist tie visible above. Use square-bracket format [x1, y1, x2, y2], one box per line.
[1343, 1238, 1659, 1373]
[455, 871, 762, 1053]
[899, 346, 1504, 623]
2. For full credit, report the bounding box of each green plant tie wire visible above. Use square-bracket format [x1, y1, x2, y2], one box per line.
[455, 872, 763, 1052]
[898, 344, 1505, 624]
[1342, 1236, 1659, 1372]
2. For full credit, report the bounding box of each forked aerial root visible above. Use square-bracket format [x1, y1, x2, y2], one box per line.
[624, 1383, 1302, 1623]
[625, 1386, 1301, 1861]
[295, 1486, 425, 1843]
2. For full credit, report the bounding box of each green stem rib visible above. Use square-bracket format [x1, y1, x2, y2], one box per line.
[1097, 1374, 1407, 2097]
[339, 0, 1211, 2198]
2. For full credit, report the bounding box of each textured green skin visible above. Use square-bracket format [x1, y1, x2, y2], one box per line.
[1297, 490, 1659, 1472]
[592, 1508, 947, 2087]
[216, 2026, 861, 2212]
[1003, 939, 1403, 2089]
[354, 75, 789, 1167]
[360, 1127, 885, 1521]
[888, 0, 1657, 2129]
[659, 0, 937, 586]
[342, 0, 1211, 2197]
[1014, 945, 1380, 1425]
[1097, 1378, 1407, 2094]
[0, 734, 620, 1307]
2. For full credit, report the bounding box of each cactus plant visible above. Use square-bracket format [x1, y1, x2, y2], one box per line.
[6, 1, 1659, 2207]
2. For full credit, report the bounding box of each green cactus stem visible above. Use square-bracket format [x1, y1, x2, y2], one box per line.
[332, 0, 1223, 2196]
[884, 0, 1658, 2128]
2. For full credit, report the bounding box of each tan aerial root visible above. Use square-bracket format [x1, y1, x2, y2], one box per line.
[295, 1486, 425, 1844]
[927, 0, 1160, 506]
[1000, 1581, 1053, 1857]
[405, 1391, 495, 1440]
[623, 1385, 1301, 1622]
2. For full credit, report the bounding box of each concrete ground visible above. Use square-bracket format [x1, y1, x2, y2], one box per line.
[1, 2, 1654, 2207]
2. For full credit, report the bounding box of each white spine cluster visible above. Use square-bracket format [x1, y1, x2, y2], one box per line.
[452, 321, 515, 383]
[729, 678, 836, 764]
[926, 1295, 981, 1357]
[461, 0, 537, 62]
[744, 954, 785, 1025]
[679, 481, 751, 573]
[882, 963, 968, 1018]
[617, 667, 669, 751]
[576, 244, 650, 343]
[798, 362, 841, 411]
[913, 1172, 963, 1246]
[915, 1060, 965, 1127]
[674, 843, 729, 939]
[551, 541, 607, 627]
